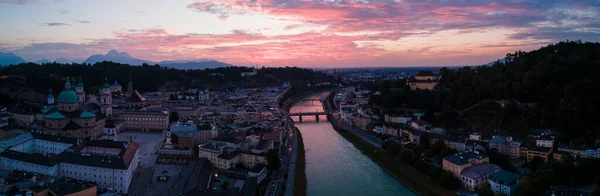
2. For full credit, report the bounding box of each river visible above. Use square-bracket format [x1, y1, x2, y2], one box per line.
[290, 92, 415, 196]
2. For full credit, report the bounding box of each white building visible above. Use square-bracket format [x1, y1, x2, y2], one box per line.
[373, 125, 384, 134]
[0, 132, 140, 194]
[60, 140, 140, 194]
[460, 163, 501, 191]
[535, 135, 554, 148]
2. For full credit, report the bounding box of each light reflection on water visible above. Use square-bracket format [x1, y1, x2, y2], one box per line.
[291, 93, 415, 196]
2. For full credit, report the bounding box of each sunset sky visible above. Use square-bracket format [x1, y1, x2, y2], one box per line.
[1, 0, 599, 67]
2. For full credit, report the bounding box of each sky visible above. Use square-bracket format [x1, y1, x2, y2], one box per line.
[1, 0, 599, 67]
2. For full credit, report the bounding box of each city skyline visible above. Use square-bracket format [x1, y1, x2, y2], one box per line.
[1, 0, 599, 67]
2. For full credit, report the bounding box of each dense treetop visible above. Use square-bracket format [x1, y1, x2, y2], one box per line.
[370, 41, 600, 140]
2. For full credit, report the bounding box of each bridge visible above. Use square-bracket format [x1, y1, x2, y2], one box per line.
[292, 98, 323, 106]
[288, 111, 329, 122]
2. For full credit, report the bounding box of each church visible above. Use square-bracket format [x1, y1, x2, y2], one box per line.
[38, 77, 114, 139]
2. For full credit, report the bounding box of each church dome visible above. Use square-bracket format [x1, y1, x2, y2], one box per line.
[111, 81, 121, 87]
[77, 81, 84, 87]
[57, 90, 79, 103]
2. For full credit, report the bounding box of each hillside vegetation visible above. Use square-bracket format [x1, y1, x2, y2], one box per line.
[371, 41, 600, 141]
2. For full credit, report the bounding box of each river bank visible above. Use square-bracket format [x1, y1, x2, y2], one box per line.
[325, 93, 454, 196]
[293, 127, 307, 196]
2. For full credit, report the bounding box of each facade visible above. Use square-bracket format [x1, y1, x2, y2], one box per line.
[121, 110, 169, 131]
[535, 135, 554, 148]
[488, 136, 522, 159]
[408, 71, 438, 90]
[442, 150, 489, 178]
[553, 151, 570, 162]
[489, 170, 521, 196]
[198, 141, 267, 170]
[527, 146, 552, 161]
[383, 124, 399, 137]
[460, 163, 501, 191]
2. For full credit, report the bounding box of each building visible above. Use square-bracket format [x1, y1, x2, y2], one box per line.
[110, 81, 122, 93]
[488, 136, 522, 159]
[383, 123, 400, 137]
[59, 140, 140, 194]
[584, 147, 600, 159]
[469, 133, 482, 141]
[102, 118, 124, 141]
[372, 125, 384, 135]
[407, 71, 438, 90]
[121, 109, 169, 131]
[553, 151, 571, 162]
[442, 150, 489, 177]
[384, 115, 411, 124]
[489, 170, 521, 196]
[536, 135, 554, 148]
[40, 79, 109, 139]
[198, 141, 267, 170]
[460, 163, 500, 191]
[174, 131, 194, 149]
[527, 146, 552, 161]
[0, 132, 139, 194]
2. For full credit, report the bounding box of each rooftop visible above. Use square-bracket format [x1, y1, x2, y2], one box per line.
[415, 71, 435, 77]
[489, 170, 521, 185]
[461, 163, 501, 179]
[528, 146, 552, 153]
[443, 150, 488, 165]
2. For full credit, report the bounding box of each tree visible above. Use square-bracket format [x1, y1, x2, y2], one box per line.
[382, 140, 402, 156]
[170, 133, 179, 145]
[476, 185, 494, 196]
[431, 140, 446, 155]
[428, 167, 443, 181]
[438, 171, 461, 190]
[169, 93, 177, 100]
[440, 147, 454, 159]
[266, 149, 281, 170]
[514, 176, 541, 196]
[419, 132, 430, 148]
[8, 186, 20, 194]
[398, 150, 416, 164]
[221, 181, 230, 190]
[170, 111, 179, 122]
[592, 186, 600, 196]
[235, 162, 246, 169]
[423, 149, 434, 158]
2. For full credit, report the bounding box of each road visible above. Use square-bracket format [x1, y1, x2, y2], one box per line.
[169, 159, 204, 196]
[266, 116, 297, 196]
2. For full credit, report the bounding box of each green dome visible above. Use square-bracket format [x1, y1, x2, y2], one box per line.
[57, 90, 79, 103]
[77, 82, 84, 87]
[103, 82, 110, 88]
[46, 111, 66, 119]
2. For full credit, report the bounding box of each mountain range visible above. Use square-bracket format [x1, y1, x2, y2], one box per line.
[0, 52, 26, 66]
[0, 50, 232, 69]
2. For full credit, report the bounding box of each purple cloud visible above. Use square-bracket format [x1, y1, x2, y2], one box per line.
[40, 22, 70, 27]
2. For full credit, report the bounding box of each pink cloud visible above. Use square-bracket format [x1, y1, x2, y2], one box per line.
[0, 0, 37, 5]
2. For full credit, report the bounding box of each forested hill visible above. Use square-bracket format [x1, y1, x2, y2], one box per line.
[371, 41, 600, 140]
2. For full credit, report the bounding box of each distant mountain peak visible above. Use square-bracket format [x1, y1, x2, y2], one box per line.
[84, 50, 149, 65]
[0, 52, 26, 66]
